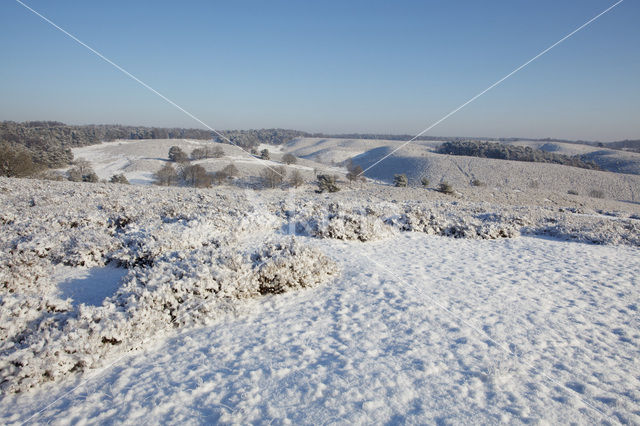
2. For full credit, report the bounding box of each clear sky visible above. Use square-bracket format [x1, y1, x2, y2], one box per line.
[1, 0, 638, 141]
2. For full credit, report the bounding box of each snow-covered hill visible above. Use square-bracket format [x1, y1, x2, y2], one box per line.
[70, 139, 340, 185]
[68, 137, 640, 203]
[1, 177, 639, 424]
[282, 137, 640, 201]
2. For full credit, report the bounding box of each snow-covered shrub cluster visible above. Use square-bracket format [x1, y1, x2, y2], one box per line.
[291, 203, 395, 242]
[385, 206, 520, 239]
[253, 240, 339, 294]
[1, 176, 638, 394]
[1, 236, 338, 394]
[0, 179, 339, 393]
[533, 216, 640, 246]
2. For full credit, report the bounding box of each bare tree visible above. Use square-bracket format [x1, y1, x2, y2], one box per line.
[289, 169, 304, 187]
[346, 165, 364, 184]
[183, 164, 211, 187]
[190, 148, 206, 160]
[72, 158, 92, 175]
[67, 158, 97, 182]
[261, 166, 285, 188]
[282, 153, 297, 165]
[211, 171, 227, 185]
[0, 145, 37, 177]
[208, 145, 225, 158]
[221, 163, 239, 178]
[345, 159, 365, 186]
[154, 163, 178, 186]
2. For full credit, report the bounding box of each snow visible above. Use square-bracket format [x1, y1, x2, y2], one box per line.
[2, 233, 638, 424]
[55, 266, 128, 307]
[69, 139, 336, 185]
[285, 137, 640, 201]
[1, 177, 639, 424]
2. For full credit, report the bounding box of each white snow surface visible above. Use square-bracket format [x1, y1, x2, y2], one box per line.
[54, 265, 128, 307]
[3, 234, 639, 424]
[1, 177, 639, 424]
[70, 139, 337, 185]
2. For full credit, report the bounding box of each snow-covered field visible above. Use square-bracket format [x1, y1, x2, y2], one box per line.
[286, 137, 640, 201]
[70, 139, 335, 185]
[69, 137, 640, 203]
[1, 177, 639, 424]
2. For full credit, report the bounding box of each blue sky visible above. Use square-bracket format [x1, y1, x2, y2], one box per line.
[1, 0, 638, 141]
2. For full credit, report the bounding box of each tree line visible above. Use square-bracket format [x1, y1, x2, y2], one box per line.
[436, 141, 600, 170]
[0, 121, 312, 176]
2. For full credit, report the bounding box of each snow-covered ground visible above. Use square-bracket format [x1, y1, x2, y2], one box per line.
[3, 233, 639, 424]
[1, 177, 639, 424]
[70, 139, 339, 185]
[285, 137, 640, 200]
[67, 137, 640, 203]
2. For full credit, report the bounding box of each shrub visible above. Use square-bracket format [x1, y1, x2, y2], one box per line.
[261, 166, 286, 188]
[421, 177, 430, 187]
[154, 163, 178, 186]
[208, 145, 224, 158]
[308, 212, 394, 242]
[289, 170, 304, 188]
[0, 144, 38, 177]
[37, 170, 65, 181]
[346, 161, 364, 183]
[109, 174, 130, 184]
[471, 179, 485, 187]
[282, 153, 297, 165]
[254, 240, 339, 295]
[260, 149, 270, 160]
[67, 159, 98, 183]
[168, 146, 188, 163]
[221, 163, 239, 178]
[317, 174, 340, 193]
[211, 171, 227, 185]
[438, 181, 454, 194]
[589, 189, 605, 199]
[183, 164, 211, 187]
[393, 174, 408, 187]
[83, 172, 100, 183]
[67, 166, 83, 182]
[567, 189, 579, 195]
[190, 148, 206, 160]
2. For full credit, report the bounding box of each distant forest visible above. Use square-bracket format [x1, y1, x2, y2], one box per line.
[0, 121, 310, 168]
[436, 141, 601, 170]
[1, 120, 637, 173]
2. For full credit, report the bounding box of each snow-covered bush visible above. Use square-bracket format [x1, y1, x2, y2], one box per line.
[533, 218, 640, 246]
[385, 206, 520, 239]
[253, 239, 339, 294]
[310, 212, 394, 241]
[0, 238, 338, 394]
[292, 203, 395, 242]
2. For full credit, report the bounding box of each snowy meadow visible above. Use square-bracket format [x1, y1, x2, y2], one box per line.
[1, 176, 639, 424]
